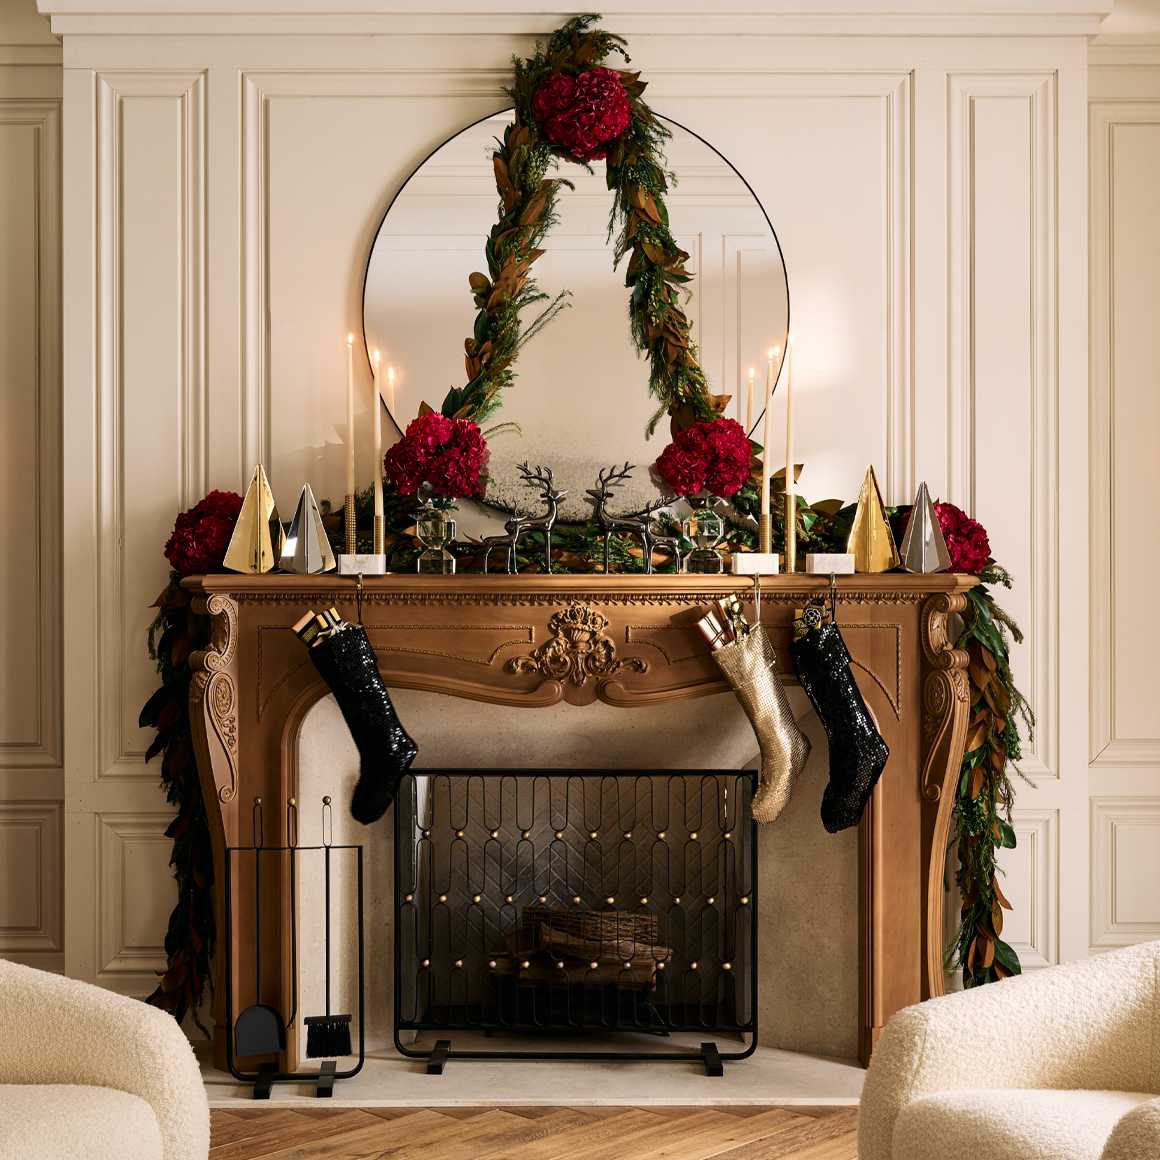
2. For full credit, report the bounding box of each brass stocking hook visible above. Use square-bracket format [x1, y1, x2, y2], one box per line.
[355, 572, 364, 625]
[829, 572, 839, 623]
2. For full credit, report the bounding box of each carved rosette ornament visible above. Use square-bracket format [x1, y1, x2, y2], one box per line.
[509, 605, 648, 687]
[188, 592, 240, 803]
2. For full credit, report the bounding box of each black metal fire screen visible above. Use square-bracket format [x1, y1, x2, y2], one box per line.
[393, 769, 758, 1075]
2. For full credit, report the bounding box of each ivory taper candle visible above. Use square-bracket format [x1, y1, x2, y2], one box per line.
[784, 338, 794, 499]
[746, 366, 755, 434]
[372, 349, 384, 528]
[345, 333, 356, 500]
[760, 346, 780, 518]
[387, 364, 396, 417]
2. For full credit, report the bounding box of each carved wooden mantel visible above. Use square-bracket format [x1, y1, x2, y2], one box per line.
[184, 572, 974, 1069]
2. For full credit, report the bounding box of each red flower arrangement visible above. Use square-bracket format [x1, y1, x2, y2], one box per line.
[383, 411, 490, 500]
[163, 489, 244, 577]
[932, 500, 991, 574]
[531, 66, 632, 163]
[652, 418, 752, 499]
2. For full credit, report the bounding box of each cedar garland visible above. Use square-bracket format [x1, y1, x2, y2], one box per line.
[445, 15, 715, 433]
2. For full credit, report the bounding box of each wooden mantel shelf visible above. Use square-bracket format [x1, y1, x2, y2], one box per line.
[183, 571, 975, 1068]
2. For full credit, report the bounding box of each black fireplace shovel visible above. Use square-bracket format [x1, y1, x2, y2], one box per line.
[304, 796, 352, 1059]
[234, 798, 288, 1058]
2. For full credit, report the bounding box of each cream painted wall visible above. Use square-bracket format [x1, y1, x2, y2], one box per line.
[1, 0, 1147, 1021]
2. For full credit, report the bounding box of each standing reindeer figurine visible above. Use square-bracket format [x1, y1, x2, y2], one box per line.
[481, 463, 567, 574]
[586, 463, 681, 574]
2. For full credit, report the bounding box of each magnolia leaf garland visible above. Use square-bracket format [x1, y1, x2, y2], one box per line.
[950, 565, 1033, 987]
[446, 14, 715, 434]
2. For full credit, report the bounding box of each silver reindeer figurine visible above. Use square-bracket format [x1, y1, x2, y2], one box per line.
[586, 463, 681, 574]
[481, 462, 567, 574]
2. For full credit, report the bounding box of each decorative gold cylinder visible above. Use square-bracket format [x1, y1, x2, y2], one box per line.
[758, 511, 773, 555]
[344, 493, 356, 555]
[374, 514, 384, 555]
[784, 492, 797, 573]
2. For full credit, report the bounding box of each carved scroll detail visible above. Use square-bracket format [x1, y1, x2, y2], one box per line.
[920, 591, 971, 1000]
[920, 592, 971, 802]
[508, 605, 648, 687]
[189, 592, 240, 803]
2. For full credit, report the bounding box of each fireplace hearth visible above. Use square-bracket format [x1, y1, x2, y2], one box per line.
[393, 769, 758, 1075]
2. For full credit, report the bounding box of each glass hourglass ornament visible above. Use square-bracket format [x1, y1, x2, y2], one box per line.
[415, 486, 457, 575]
[682, 495, 725, 574]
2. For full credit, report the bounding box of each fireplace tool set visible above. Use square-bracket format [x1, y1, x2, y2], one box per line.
[224, 796, 366, 1099]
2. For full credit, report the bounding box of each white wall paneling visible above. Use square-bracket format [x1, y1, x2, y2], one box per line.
[1087, 42, 1160, 956]
[0, 0, 62, 971]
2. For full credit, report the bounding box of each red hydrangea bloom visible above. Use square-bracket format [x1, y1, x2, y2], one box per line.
[652, 418, 752, 499]
[383, 412, 489, 500]
[532, 67, 632, 163]
[163, 489, 244, 576]
[931, 500, 991, 574]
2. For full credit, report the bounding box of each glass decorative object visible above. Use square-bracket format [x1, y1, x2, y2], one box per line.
[415, 489, 457, 575]
[682, 495, 725, 574]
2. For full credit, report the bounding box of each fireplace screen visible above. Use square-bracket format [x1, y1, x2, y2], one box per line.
[393, 769, 757, 1074]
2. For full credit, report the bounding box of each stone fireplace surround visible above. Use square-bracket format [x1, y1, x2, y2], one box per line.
[186, 571, 973, 1082]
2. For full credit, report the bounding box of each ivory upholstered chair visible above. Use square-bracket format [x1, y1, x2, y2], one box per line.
[859, 940, 1160, 1160]
[0, 957, 210, 1160]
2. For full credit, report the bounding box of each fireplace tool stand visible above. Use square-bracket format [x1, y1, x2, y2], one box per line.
[393, 768, 759, 1077]
[224, 810, 365, 1099]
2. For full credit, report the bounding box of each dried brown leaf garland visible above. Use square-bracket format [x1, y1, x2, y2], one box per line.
[439, 14, 716, 435]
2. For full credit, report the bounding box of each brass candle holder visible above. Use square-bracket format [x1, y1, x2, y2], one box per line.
[343, 493, 357, 555]
[784, 492, 797, 573]
[758, 511, 773, 555]
[373, 514, 384, 556]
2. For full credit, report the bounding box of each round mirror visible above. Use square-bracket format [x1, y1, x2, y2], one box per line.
[364, 111, 788, 522]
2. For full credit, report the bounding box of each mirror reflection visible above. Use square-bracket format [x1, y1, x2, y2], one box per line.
[364, 112, 788, 521]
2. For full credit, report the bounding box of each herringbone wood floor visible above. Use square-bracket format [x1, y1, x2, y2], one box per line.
[210, 1106, 858, 1159]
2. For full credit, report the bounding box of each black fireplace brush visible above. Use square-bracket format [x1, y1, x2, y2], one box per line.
[304, 796, 352, 1058]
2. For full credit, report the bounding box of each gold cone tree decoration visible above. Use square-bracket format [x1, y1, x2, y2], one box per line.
[223, 464, 282, 574]
[279, 482, 336, 575]
[846, 465, 900, 572]
[899, 481, 950, 573]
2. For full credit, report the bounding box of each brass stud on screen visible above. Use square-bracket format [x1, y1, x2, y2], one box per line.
[639, 896, 648, 905]
[724, 830, 733, 839]
[623, 830, 632, 840]
[606, 896, 615, 905]
[489, 829, 499, 839]
[421, 958, 430, 968]
[623, 961, 631, 969]
[505, 895, 514, 904]
[521, 829, 530, 840]
[723, 961, 733, 971]
[488, 960, 497, 969]
[538, 894, 547, 903]
[455, 829, 464, 838]
[522, 960, 531, 969]
[589, 961, 598, 970]
[572, 895, 581, 905]
[691, 961, 699, 970]
[472, 894, 481, 904]
[404, 893, 413, 903]
[708, 896, 716, 905]
[438, 893, 447, 903]
[740, 895, 750, 905]
[554, 830, 563, 840]
[589, 830, 598, 840]
[690, 831, 699, 840]
[673, 896, 681, 904]
[454, 959, 463, 969]
[658, 830, 667, 840]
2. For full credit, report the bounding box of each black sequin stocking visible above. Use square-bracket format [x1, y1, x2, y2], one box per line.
[309, 625, 418, 825]
[790, 621, 889, 833]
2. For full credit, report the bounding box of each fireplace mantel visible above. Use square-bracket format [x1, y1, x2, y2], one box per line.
[183, 571, 975, 1068]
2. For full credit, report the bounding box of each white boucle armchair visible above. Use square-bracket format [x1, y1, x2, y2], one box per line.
[0, 957, 210, 1160]
[859, 940, 1160, 1160]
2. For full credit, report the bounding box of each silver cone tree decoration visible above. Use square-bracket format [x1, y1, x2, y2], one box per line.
[224, 464, 282, 574]
[280, 482, 336, 574]
[900, 481, 951, 573]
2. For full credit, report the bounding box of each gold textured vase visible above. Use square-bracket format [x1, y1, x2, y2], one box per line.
[711, 625, 811, 824]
